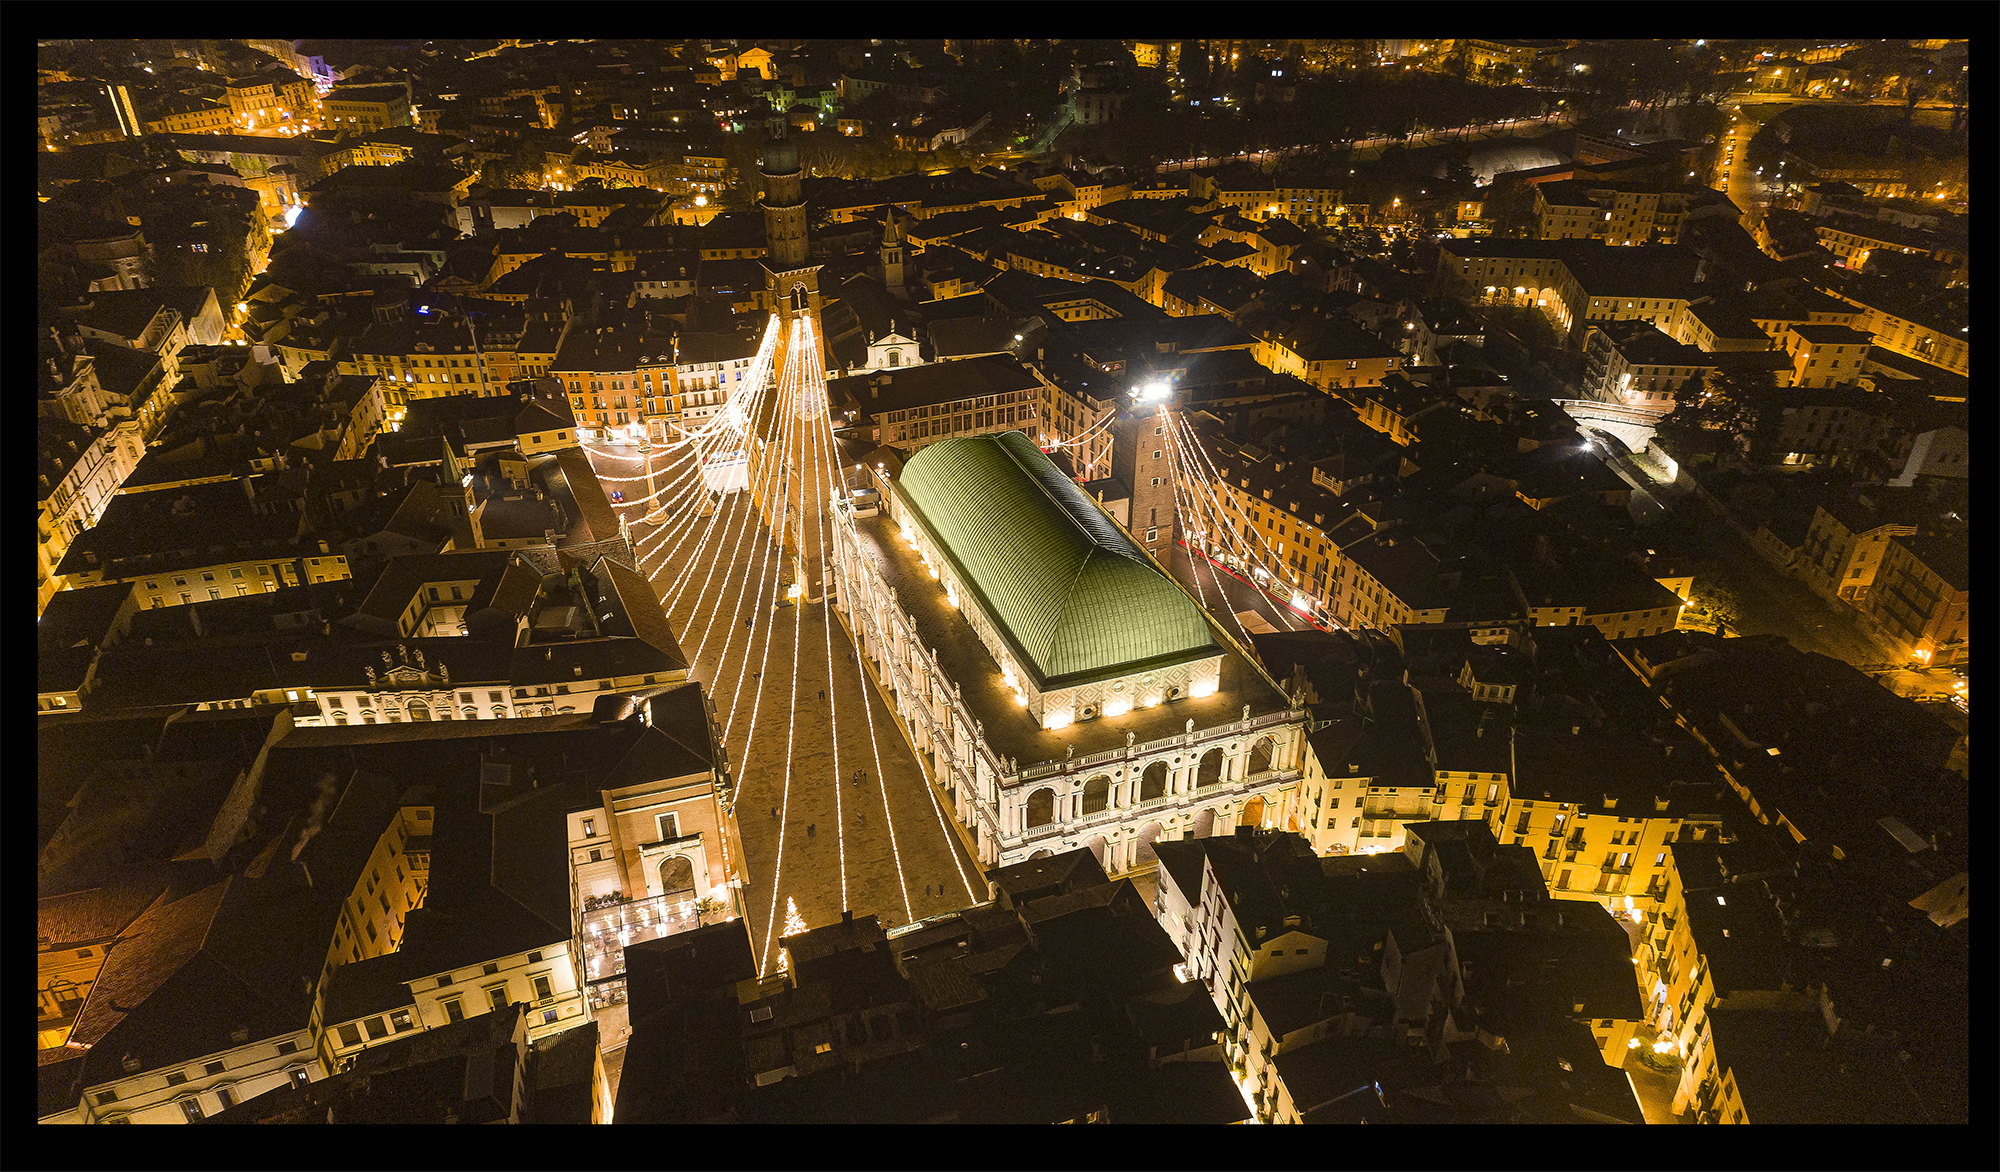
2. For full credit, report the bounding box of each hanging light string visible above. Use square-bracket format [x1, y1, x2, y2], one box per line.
[1170, 410, 1328, 629]
[1165, 407, 1310, 634]
[626, 354, 782, 568]
[800, 314, 936, 920]
[669, 403, 791, 660]
[1161, 408, 1265, 647]
[1039, 404, 1117, 451]
[580, 314, 782, 467]
[796, 316, 853, 918]
[755, 318, 813, 979]
[712, 322, 805, 750]
[735, 319, 805, 976]
[1160, 410, 1231, 629]
[805, 314, 978, 909]
[647, 362, 785, 614]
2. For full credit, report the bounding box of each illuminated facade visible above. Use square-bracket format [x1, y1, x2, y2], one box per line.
[831, 433, 1306, 875]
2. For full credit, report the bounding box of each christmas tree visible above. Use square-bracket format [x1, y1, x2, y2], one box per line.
[781, 897, 807, 938]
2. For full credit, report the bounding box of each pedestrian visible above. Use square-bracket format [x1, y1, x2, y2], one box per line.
[819, 689, 826, 701]
[771, 806, 778, 819]
[808, 823, 815, 838]
[744, 617, 752, 630]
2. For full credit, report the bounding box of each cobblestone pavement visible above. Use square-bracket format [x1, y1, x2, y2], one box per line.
[632, 492, 984, 976]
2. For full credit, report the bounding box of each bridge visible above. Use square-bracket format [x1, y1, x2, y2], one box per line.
[1551, 398, 1669, 454]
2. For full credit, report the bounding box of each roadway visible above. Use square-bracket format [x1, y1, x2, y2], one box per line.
[1154, 112, 1576, 173]
[1163, 539, 1331, 644]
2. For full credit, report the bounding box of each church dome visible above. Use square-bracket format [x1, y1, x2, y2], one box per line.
[761, 132, 800, 176]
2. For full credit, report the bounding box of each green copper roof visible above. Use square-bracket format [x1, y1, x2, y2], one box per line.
[895, 431, 1217, 687]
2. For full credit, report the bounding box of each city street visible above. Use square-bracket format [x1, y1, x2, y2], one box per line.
[1595, 444, 1909, 670]
[1164, 539, 1328, 644]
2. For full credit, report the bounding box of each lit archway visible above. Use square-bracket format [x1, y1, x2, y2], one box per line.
[1249, 736, 1274, 775]
[1081, 776, 1111, 815]
[1025, 787, 1057, 829]
[1141, 761, 1168, 802]
[1197, 748, 1224, 788]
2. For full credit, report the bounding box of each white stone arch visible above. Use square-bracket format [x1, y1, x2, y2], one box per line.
[1134, 820, 1166, 865]
[1196, 747, 1225, 788]
[1249, 735, 1275, 776]
[1024, 786, 1058, 830]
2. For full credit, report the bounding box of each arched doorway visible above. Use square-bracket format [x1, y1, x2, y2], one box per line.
[1197, 748, 1224, 788]
[1141, 761, 1168, 802]
[1027, 848, 1054, 860]
[1191, 808, 1217, 838]
[1085, 835, 1109, 871]
[1081, 776, 1111, 815]
[1134, 821, 1164, 865]
[1240, 796, 1266, 828]
[1249, 736, 1274, 775]
[1025, 787, 1056, 830]
[407, 701, 430, 721]
[657, 855, 695, 901]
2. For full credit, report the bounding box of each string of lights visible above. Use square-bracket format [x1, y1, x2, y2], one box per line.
[1161, 415, 1230, 623]
[803, 329, 978, 910]
[1169, 410, 1328, 630]
[1160, 409, 1267, 647]
[720, 330, 802, 976]
[800, 317, 937, 919]
[797, 319, 852, 919]
[1164, 407, 1312, 633]
[755, 319, 814, 978]
[713, 326, 804, 750]
[651, 382, 780, 618]
[581, 315, 781, 469]
[627, 359, 780, 567]
[1039, 406, 1117, 451]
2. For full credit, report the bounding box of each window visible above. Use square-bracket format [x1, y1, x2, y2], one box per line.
[277, 1040, 298, 1055]
[488, 986, 509, 1011]
[656, 813, 680, 842]
[390, 1009, 414, 1032]
[337, 1023, 363, 1048]
[167, 1071, 189, 1086]
[437, 973, 454, 987]
[204, 1060, 225, 1076]
[532, 974, 553, 1000]
[483, 962, 500, 977]
[443, 999, 465, 1023]
[543, 1009, 561, 1025]
[180, 1097, 205, 1122]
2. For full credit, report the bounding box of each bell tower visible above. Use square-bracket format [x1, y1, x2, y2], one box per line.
[749, 120, 832, 602]
[880, 212, 907, 299]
